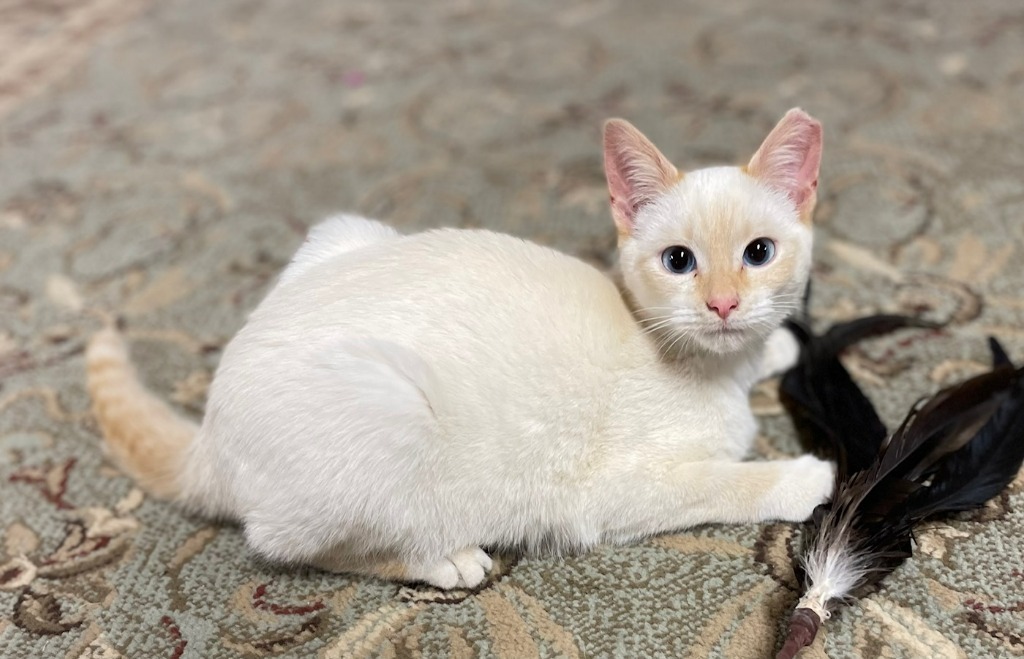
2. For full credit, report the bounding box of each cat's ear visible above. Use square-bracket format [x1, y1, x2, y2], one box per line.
[603, 119, 678, 236]
[746, 108, 823, 222]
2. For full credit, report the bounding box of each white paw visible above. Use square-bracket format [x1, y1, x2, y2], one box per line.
[761, 327, 801, 378]
[770, 455, 836, 522]
[450, 547, 493, 588]
[411, 547, 493, 590]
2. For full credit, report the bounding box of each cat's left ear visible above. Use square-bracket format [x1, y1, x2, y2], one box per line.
[746, 108, 823, 222]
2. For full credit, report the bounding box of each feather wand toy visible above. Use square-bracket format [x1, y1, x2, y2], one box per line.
[776, 320, 1024, 658]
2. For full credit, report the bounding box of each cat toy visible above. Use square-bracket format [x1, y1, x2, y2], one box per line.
[775, 316, 1024, 658]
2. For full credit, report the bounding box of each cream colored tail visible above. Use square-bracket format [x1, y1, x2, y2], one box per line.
[86, 327, 198, 500]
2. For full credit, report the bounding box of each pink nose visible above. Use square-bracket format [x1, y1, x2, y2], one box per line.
[707, 297, 739, 320]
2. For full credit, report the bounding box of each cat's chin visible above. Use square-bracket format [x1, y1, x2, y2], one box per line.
[691, 327, 760, 356]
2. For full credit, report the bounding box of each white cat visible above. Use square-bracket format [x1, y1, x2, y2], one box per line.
[87, 108, 832, 590]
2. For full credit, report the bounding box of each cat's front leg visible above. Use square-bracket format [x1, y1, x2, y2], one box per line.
[757, 326, 801, 380]
[593, 455, 834, 544]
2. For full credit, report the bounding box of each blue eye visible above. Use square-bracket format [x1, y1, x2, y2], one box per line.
[662, 246, 696, 274]
[743, 238, 775, 267]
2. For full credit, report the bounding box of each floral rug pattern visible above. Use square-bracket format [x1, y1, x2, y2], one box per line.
[2, 0, 1023, 656]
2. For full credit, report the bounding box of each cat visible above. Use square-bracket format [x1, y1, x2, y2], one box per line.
[86, 108, 832, 590]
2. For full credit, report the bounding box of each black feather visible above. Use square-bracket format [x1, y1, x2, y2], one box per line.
[894, 366, 1018, 484]
[989, 337, 1012, 368]
[906, 366, 1024, 517]
[780, 315, 938, 478]
[827, 359, 1024, 589]
[776, 327, 1024, 658]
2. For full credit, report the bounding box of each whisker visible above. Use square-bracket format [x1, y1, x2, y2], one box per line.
[641, 319, 679, 336]
[632, 306, 681, 315]
[661, 329, 692, 357]
[643, 316, 678, 328]
[637, 314, 679, 324]
[656, 330, 681, 354]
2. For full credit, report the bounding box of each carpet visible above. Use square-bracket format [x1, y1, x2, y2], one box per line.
[2, 0, 1023, 656]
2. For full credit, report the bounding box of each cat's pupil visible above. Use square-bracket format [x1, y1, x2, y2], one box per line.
[743, 238, 775, 266]
[662, 246, 696, 274]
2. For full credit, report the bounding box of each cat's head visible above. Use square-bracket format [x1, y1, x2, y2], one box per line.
[603, 108, 822, 356]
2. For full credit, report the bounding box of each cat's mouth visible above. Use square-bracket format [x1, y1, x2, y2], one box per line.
[697, 323, 757, 353]
[708, 321, 752, 337]
[652, 317, 760, 355]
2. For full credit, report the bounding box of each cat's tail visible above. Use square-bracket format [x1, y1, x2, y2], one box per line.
[86, 326, 197, 500]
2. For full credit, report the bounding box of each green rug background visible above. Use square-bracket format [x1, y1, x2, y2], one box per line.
[2, 0, 1023, 656]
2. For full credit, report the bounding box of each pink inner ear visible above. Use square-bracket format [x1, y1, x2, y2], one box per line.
[791, 127, 822, 208]
[603, 120, 677, 233]
[748, 110, 822, 212]
[604, 152, 635, 225]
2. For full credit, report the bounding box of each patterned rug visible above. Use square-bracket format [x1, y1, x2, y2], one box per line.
[2, 0, 1023, 656]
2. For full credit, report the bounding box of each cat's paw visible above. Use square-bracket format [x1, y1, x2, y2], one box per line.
[410, 547, 493, 590]
[450, 547, 493, 588]
[759, 327, 802, 379]
[769, 455, 836, 522]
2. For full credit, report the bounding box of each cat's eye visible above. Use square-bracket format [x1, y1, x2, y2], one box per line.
[661, 246, 696, 274]
[743, 238, 775, 267]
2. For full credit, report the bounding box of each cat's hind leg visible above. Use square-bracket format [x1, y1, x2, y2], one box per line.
[311, 547, 494, 589]
[239, 338, 486, 589]
[279, 214, 400, 284]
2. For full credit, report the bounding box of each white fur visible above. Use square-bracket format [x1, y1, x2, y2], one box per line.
[277, 214, 399, 285]
[762, 326, 803, 377]
[178, 193, 831, 588]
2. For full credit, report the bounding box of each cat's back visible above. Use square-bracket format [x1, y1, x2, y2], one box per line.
[285, 227, 611, 303]
[252, 228, 638, 354]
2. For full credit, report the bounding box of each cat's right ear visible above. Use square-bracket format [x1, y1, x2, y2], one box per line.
[603, 119, 678, 236]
